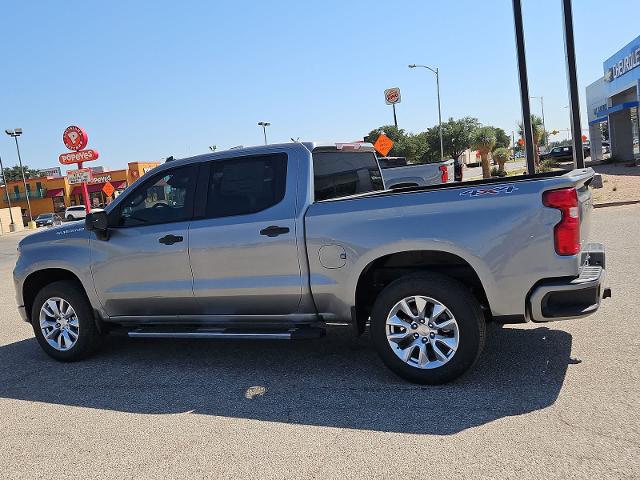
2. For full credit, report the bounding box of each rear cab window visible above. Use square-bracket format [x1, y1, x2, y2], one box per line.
[312, 146, 384, 201]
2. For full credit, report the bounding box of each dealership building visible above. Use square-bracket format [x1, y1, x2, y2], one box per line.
[586, 34, 640, 162]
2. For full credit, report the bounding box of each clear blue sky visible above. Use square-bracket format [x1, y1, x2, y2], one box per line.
[1, 0, 638, 172]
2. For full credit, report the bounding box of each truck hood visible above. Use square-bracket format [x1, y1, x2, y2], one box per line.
[18, 221, 89, 248]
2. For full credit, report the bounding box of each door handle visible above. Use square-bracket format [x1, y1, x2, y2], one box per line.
[159, 234, 183, 245]
[259, 226, 290, 237]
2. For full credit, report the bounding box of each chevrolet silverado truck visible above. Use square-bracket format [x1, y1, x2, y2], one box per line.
[13, 142, 608, 384]
[378, 156, 454, 187]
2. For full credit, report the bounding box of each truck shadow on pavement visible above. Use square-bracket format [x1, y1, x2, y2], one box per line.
[0, 324, 574, 435]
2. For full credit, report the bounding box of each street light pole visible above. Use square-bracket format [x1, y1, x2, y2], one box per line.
[408, 64, 444, 160]
[0, 153, 16, 230]
[258, 122, 270, 145]
[530, 96, 547, 147]
[5, 128, 33, 224]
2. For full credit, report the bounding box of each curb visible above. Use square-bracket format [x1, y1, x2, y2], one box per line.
[594, 200, 640, 209]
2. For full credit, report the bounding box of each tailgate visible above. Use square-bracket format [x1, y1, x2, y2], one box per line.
[577, 179, 593, 253]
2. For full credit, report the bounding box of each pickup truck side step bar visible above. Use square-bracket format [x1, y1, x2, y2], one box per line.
[126, 326, 326, 340]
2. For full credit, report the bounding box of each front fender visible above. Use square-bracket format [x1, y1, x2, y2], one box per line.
[14, 231, 103, 318]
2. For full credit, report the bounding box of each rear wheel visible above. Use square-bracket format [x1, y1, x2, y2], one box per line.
[31, 280, 102, 361]
[370, 273, 485, 384]
[66, 215, 74, 221]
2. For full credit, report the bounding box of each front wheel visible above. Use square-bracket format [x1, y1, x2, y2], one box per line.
[370, 273, 486, 384]
[31, 280, 102, 361]
[66, 215, 74, 221]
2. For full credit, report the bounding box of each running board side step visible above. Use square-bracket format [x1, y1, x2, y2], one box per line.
[127, 326, 325, 340]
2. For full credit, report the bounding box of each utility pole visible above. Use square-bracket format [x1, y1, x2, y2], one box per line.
[512, 0, 536, 174]
[531, 96, 547, 147]
[0, 153, 16, 231]
[258, 122, 270, 145]
[408, 64, 445, 160]
[5, 128, 33, 225]
[561, 0, 585, 169]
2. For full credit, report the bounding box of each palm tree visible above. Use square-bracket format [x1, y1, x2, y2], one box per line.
[518, 115, 546, 167]
[492, 147, 510, 175]
[470, 127, 497, 179]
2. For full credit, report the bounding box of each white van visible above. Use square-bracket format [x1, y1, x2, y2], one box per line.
[64, 206, 87, 221]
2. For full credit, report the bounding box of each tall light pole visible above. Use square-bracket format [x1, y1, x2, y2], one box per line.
[5, 128, 33, 224]
[409, 64, 444, 160]
[0, 152, 16, 231]
[530, 96, 547, 147]
[258, 122, 270, 145]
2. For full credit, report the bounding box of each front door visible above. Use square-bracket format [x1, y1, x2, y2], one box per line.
[189, 152, 303, 316]
[90, 165, 198, 317]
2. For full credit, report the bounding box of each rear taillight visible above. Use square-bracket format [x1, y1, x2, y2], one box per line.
[543, 187, 580, 255]
[439, 165, 449, 183]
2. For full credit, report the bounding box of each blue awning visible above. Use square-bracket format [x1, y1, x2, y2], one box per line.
[589, 101, 639, 125]
[589, 116, 609, 125]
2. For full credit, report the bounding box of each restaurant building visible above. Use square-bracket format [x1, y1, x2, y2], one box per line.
[586, 34, 640, 162]
[0, 161, 159, 223]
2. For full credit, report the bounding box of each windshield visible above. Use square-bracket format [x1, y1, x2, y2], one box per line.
[36, 214, 53, 219]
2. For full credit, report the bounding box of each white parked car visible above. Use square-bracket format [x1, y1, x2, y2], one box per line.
[64, 206, 88, 221]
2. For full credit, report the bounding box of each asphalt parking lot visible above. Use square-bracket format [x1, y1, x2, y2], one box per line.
[1, 206, 639, 479]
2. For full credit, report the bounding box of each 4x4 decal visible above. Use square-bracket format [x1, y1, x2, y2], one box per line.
[460, 185, 518, 197]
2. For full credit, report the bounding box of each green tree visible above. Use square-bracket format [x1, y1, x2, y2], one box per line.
[492, 147, 510, 174]
[493, 127, 511, 151]
[424, 117, 480, 163]
[518, 115, 546, 167]
[366, 125, 433, 163]
[1, 165, 41, 183]
[470, 126, 497, 179]
[366, 125, 408, 159]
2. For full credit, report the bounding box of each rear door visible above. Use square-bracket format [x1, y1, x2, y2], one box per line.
[189, 152, 303, 315]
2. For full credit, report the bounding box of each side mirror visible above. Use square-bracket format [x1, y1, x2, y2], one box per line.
[85, 210, 109, 239]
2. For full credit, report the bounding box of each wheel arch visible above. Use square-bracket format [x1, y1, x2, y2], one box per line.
[353, 250, 491, 335]
[23, 269, 90, 322]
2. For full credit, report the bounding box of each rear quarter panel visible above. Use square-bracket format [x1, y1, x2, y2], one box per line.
[304, 170, 594, 321]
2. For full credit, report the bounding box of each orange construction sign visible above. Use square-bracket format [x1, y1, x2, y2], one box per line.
[373, 133, 394, 156]
[102, 181, 115, 197]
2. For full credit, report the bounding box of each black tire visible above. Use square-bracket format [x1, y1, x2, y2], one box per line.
[31, 280, 102, 361]
[370, 273, 486, 384]
[66, 215, 74, 221]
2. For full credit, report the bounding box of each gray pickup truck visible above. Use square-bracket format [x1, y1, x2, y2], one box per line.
[378, 156, 455, 188]
[13, 142, 608, 384]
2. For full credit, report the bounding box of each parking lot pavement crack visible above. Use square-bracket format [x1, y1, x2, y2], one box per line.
[557, 409, 640, 448]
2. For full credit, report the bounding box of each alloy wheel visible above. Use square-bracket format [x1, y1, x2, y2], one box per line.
[39, 297, 80, 351]
[385, 295, 460, 369]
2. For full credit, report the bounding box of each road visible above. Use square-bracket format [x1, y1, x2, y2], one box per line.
[463, 158, 527, 180]
[1, 206, 639, 479]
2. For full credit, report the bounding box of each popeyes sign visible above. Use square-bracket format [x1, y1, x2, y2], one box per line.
[58, 125, 99, 165]
[59, 125, 99, 213]
[59, 149, 99, 164]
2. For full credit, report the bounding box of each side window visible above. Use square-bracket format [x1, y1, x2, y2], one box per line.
[116, 166, 195, 227]
[206, 153, 287, 218]
[312, 151, 384, 201]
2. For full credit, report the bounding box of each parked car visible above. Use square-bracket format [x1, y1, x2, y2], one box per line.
[378, 156, 455, 187]
[34, 213, 62, 228]
[540, 145, 590, 162]
[14, 142, 608, 384]
[64, 205, 87, 221]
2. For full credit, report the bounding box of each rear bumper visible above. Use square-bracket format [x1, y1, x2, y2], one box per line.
[528, 243, 608, 322]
